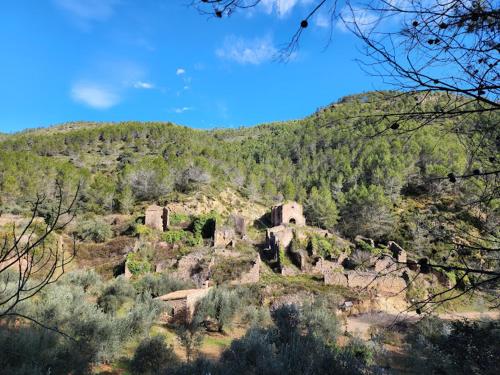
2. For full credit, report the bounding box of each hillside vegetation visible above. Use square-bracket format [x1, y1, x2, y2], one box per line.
[0, 91, 498, 375]
[2, 92, 492, 236]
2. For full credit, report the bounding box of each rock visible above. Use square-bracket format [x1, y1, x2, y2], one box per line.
[281, 265, 300, 276]
[388, 241, 407, 264]
[324, 271, 348, 287]
[374, 257, 397, 273]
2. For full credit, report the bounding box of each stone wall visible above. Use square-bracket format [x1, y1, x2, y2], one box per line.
[231, 254, 261, 284]
[324, 270, 406, 296]
[214, 226, 236, 248]
[271, 202, 306, 226]
[145, 205, 169, 231]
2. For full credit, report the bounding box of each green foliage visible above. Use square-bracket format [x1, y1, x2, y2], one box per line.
[175, 322, 204, 362]
[304, 185, 339, 230]
[97, 276, 136, 313]
[134, 272, 194, 298]
[134, 224, 154, 238]
[193, 287, 240, 333]
[191, 212, 218, 239]
[126, 252, 152, 276]
[118, 185, 135, 214]
[0, 271, 163, 374]
[75, 216, 113, 243]
[131, 335, 177, 375]
[309, 235, 342, 259]
[182, 301, 373, 375]
[123, 156, 172, 201]
[340, 184, 395, 239]
[169, 212, 190, 226]
[162, 229, 188, 244]
[210, 255, 255, 284]
[278, 245, 291, 267]
[406, 318, 500, 375]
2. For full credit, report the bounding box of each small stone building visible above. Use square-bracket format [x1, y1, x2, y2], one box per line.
[271, 201, 306, 227]
[156, 286, 211, 323]
[145, 205, 169, 231]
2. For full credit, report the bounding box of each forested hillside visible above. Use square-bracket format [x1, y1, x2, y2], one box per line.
[1, 92, 494, 245]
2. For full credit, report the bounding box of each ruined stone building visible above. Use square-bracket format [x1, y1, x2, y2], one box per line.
[271, 201, 306, 226]
[145, 205, 169, 231]
[155, 285, 211, 323]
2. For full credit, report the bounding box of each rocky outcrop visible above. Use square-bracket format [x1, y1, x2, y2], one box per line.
[388, 241, 407, 264]
[374, 256, 397, 273]
[324, 271, 348, 287]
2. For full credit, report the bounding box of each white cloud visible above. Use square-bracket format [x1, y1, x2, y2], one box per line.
[337, 6, 378, 33]
[133, 81, 154, 89]
[172, 106, 193, 114]
[216, 35, 277, 65]
[315, 12, 331, 29]
[71, 82, 119, 109]
[53, 0, 119, 28]
[176, 68, 186, 75]
[260, 0, 313, 18]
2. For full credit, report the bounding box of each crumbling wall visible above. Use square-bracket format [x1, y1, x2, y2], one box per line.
[271, 202, 306, 226]
[145, 205, 169, 231]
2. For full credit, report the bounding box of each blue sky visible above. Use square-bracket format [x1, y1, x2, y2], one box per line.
[0, 0, 385, 132]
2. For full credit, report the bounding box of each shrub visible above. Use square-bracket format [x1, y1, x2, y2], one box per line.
[193, 287, 240, 333]
[309, 235, 342, 259]
[191, 212, 218, 239]
[162, 229, 188, 244]
[124, 292, 163, 337]
[97, 277, 135, 314]
[126, 252, 152, 276]
[130, 335, 178, 375]
[169, 212, 190, 226]
[134, 224, 155, 239]
[175, 322, 204, 362]
[75, 216, 113, 242]
[135, 272, 194, 298]
[63, 268, 102, 294]
[209, 256, 253, 284]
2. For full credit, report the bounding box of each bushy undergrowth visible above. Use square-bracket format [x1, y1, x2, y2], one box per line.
[0, 270, 163, 375]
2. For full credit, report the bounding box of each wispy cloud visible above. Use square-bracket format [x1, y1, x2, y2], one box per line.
[53, 0, 120, 29]
[71, 82, 119, 109]
[176, 68, 186, 75]
[337, 6, 378, 33]
[216, 35, 277, 65]
[315, 12, 332, 29]
[172, 106, 193, 114]
[260, 0, 313, 18]
[133, 81, 154, 89]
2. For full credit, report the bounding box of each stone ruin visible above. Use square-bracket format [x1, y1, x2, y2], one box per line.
[271, 201, 306, 226]
[213, 214, 247, 248]
[145, 205, 169, 231]
[155, 283, 211, 323]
